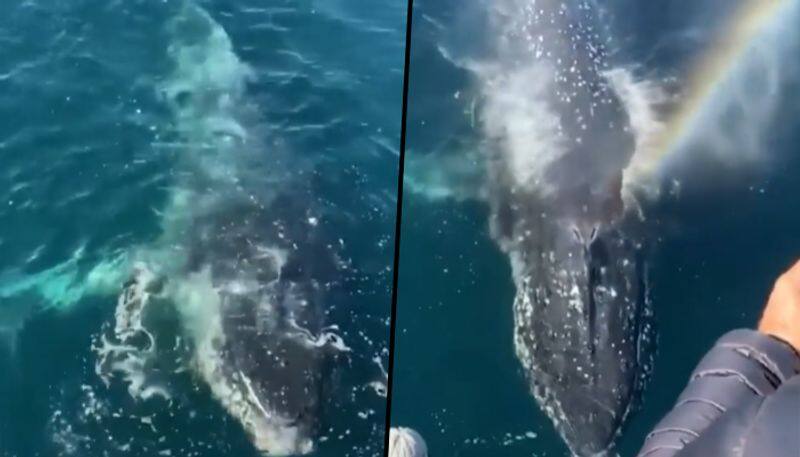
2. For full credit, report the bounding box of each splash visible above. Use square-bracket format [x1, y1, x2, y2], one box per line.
[481, 61, 568, 197]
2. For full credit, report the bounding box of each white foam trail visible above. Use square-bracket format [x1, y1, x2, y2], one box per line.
[286, 319, 352, 352]
[93, 263, 171, 401]
[368, 355, 389, 398]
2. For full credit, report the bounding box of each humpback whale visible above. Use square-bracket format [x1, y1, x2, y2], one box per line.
[92, 4, 350, 454]
[470, 0, 655, 454]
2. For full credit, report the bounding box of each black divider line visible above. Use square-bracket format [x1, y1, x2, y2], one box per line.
[383, 0, 415, 455]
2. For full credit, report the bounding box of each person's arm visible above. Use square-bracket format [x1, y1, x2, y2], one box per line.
[637, 261, 800, 457]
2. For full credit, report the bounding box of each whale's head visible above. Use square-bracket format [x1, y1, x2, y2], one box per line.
[219, 284, 327, 455]
[177, 195, 343, 456]
[507, 211, 652, 456]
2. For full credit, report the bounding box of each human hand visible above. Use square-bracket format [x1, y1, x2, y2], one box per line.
[759, 259, 800, 353]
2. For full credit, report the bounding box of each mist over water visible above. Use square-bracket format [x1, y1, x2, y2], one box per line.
[0, 1, 404, 456]
[395, 0, 800, 455]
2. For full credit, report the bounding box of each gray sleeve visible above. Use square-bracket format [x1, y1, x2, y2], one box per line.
[637, 330, 800, 457]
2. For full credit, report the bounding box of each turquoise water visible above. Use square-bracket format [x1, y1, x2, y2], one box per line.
[393, 0, 800, 456]
[0, 1, 405, 456]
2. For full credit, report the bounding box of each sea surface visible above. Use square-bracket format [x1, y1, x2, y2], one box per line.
[392, 0, 800, 456]
[0, 1, 405, 456]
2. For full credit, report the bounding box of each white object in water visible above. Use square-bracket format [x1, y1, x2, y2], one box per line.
[389, 427, 428, 457]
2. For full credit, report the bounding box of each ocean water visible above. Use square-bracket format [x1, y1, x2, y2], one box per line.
[0, 1, 405, 456]
[392, 0, 800, 456]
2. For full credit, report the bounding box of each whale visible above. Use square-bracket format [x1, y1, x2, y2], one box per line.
[92, 4, 350, 455]
[469, 0, 656, 455]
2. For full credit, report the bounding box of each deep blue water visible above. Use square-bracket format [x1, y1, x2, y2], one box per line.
[0, 1, 405, 456]
[392, 0, 800, 456]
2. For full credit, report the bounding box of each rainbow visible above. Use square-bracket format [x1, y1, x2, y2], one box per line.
[624, 0, 793, 194]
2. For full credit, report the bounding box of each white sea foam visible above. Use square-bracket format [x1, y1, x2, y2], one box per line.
[367, 354, 389, 398]
[286, 318, 352, 352]
[93, 263, 171, 401]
